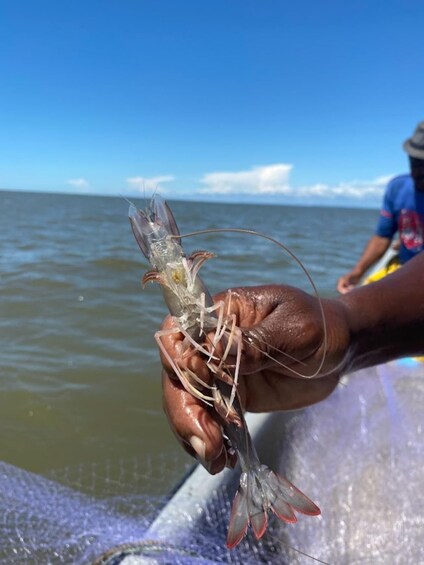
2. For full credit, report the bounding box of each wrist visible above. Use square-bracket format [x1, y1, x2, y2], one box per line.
[318, 299, 353, 377]
[338, 284, 387, 372]
[350, 264, 365, 278]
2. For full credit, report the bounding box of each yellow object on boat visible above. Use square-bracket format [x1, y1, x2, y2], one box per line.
[362, 256, 401, 285]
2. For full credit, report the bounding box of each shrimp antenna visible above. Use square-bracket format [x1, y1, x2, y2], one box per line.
[122, 196, 136, 208]
[173, 228, 327, 380]
[266, 532, 330, 564]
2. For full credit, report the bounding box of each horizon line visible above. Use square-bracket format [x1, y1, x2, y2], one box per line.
[0, 186, 381, 211]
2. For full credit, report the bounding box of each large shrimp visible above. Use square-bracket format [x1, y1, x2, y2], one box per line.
[129, 195, 322, 549]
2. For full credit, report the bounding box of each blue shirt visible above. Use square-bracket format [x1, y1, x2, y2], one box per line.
[376, 174, 424, 263]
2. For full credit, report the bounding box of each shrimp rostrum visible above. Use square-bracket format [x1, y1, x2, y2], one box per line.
[129, 195, 321, 549]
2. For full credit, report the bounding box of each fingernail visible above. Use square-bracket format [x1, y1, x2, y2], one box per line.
[189, 435, 206, 462]
[189, 436, 222, 474]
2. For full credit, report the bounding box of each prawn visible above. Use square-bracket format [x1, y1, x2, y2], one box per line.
[129, 195, 322, 549]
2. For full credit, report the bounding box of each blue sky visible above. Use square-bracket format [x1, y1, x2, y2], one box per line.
[0, 0, 423, 207]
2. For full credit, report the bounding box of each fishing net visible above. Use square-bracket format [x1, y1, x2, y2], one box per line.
[1, 361, 424, 564]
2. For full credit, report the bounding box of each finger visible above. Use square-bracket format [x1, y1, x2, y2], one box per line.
[337, 280, 352, 294]
[159, 316, 213, 385]
[157, 315, 184, 375]
[336, 279, 346, 294]
[162, 370, 227, 474]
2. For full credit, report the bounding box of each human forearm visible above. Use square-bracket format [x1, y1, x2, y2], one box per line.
[340, 253, 424, 371]
[352, 235, 392, 275]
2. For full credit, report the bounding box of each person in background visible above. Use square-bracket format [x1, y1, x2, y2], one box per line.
[160, 252, 424, 471]
[337, 121, 424, 294]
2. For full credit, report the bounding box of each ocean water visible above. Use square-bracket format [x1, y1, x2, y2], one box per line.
[0, 190, 379, 494]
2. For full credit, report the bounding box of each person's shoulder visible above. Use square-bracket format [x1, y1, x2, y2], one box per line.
[386, 173, 411, 187]
[384, 174, 413, 197]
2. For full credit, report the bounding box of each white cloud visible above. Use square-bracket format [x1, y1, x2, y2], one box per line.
[199, 164, 292, 195]
[126, 175, 175, 193]
[296, 175, 393, 200]
[373, 174, 395, 187]
[67, 178, 90, 190]
[197, 164, 392, 202]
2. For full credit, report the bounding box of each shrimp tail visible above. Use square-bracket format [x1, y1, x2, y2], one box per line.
[227, 464, 320, 549]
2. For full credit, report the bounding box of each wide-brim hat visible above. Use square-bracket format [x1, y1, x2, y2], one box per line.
[403, 121, 424, 159]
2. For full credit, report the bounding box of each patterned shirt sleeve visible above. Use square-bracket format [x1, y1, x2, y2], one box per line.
[375, 180, 397, 239]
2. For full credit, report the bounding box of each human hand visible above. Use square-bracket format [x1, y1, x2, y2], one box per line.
[337, 271, 361, 294]
[160, 285, 350, 474]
